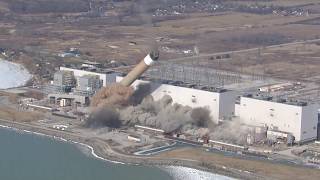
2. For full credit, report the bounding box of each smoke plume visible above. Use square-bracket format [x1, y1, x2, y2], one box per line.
[85, 106, 121, 128]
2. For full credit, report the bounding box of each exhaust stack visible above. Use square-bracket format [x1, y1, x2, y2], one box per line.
[120, 50, 159, 87]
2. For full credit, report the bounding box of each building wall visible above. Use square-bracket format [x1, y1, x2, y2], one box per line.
[53, 71, 74, 87]
[300, 105, 318, 142]
[116, 77, 236, 123]
[77, 75, 102, 91]
[53, 72, 63, 86]
[219, 91, 237, 120]
[60, 67, 108, 86]
[235, 104, 241, 117]
[239, 97, 318, 142]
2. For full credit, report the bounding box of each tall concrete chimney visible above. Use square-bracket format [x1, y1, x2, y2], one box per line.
[120, 50, 159, 87]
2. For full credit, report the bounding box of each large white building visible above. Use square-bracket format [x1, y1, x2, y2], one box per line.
[116, 77, 237, 123]
[237, 96, 318, 143]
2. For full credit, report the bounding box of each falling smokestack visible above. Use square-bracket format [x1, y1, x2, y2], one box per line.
[120, 50, 159, 87]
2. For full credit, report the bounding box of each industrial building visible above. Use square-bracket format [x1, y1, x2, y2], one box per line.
[45, 65, 121, 106]
[48, 93, 89, 106]
[116, 76, 237, 123]
[74, 75, 103, 96]
[46, 51, 319, 144]
[60, 66, 118, 86]
[237, 95, 318, 143]
[47, 70, 76, 93]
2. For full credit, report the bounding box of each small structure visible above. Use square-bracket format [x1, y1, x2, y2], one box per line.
[208, 139, 248, 152]
[127, 135, 141, 143]
[48, 93, 89, 106]
[58, 48, 81, 58]
[258, 82, 302, 92]
[81, 60, 102, 68]
[135, 125, 165, 134]
[26, 104, 53, 111]
[53, 125, 68, 131]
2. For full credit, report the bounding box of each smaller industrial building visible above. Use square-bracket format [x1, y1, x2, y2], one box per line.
[48, 93, 89, 106]
[74, 75, 103, 96]
[46, 66, 118, 106]
[236, 94, 318, 143]
[60, 66, 118, 87]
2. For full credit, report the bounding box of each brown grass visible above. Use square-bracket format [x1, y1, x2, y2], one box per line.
[0, 107, 43, 122]
[0, 91, 18, 103]
[157, 147, 320, 180]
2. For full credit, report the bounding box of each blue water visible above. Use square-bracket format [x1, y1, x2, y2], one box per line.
[0, 128, 173, 180]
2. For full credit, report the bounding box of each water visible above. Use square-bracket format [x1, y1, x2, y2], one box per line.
[0, 128, 173, 180]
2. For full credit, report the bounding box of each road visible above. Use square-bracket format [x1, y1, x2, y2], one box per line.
[109, 38, 320, 72]
[166, 38, 320, 63]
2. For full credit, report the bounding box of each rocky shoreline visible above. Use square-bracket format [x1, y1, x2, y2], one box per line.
[0, 119, 262, 180]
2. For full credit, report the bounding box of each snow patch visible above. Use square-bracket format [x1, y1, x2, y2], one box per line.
[0, 59, 31, 89]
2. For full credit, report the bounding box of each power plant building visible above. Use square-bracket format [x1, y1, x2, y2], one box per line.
[116, 77, 237, 123]
[75, 75, 102, 96]
[52, 70, 75, 87]
[238, 96, 318, 143]
[60, 67, 117, 86]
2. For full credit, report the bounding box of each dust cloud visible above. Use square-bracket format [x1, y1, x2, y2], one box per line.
[85, 106, 121, 128]
[86, 82, 249, 144]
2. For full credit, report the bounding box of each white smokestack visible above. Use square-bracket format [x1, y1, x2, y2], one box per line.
[120, 50, 159, 87]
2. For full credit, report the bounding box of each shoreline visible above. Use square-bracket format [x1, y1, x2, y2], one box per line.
[0, 119, 255, 180]
[0, 123, 126, 165]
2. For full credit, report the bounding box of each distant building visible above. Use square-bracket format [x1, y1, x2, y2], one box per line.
[81, 60, 102, 68]
[237, 96, 318, 143]
[58, 48, 81, 58]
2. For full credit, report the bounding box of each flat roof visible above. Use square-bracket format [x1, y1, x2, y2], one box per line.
[242, 93, 308, 106]
[60, 66, 116, 75]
